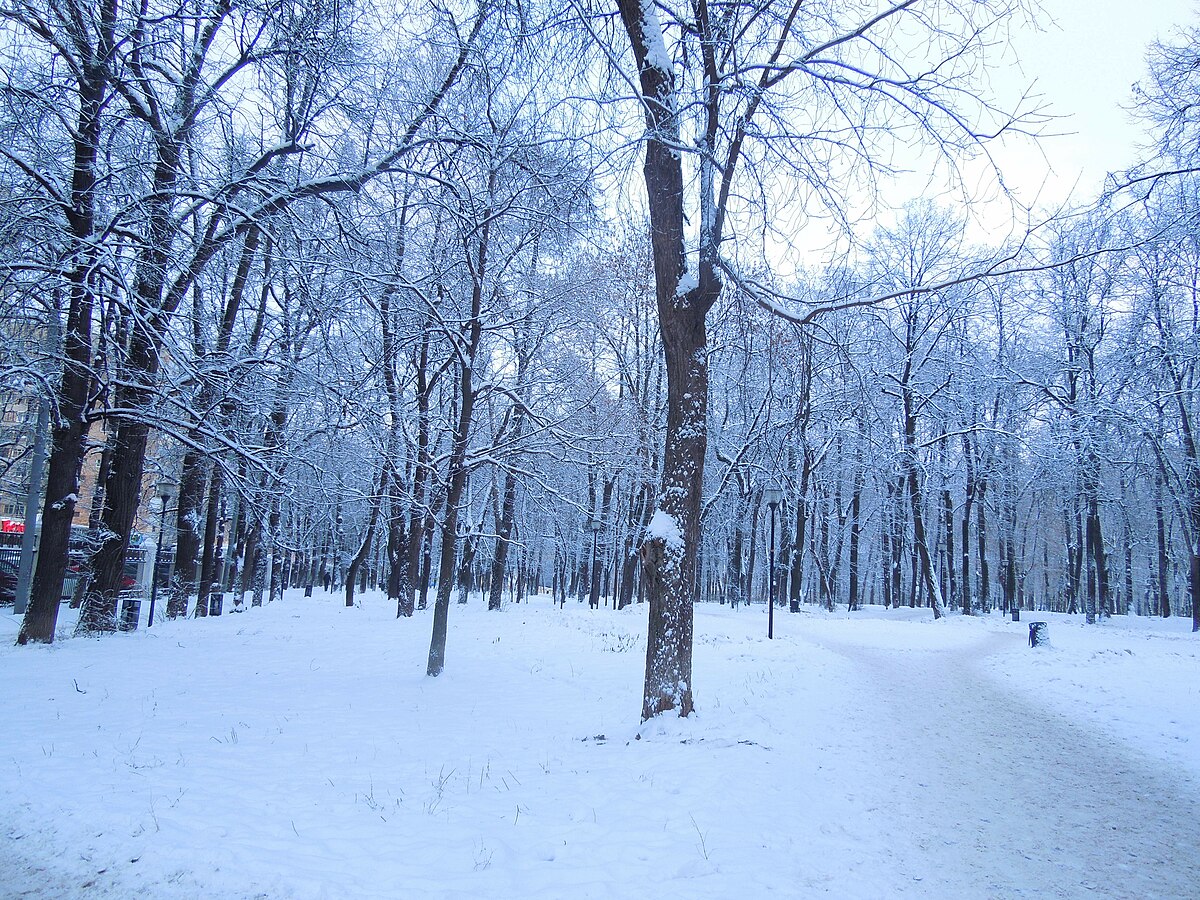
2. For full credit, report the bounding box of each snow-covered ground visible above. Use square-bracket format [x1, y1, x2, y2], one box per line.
[1, 593, 1197, 898]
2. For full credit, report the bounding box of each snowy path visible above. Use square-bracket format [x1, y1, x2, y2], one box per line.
[809, 627, 1200, 898]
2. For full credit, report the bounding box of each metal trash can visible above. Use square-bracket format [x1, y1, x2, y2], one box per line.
[119, 592, 141, 631]
[1028, 621, 1049, 648]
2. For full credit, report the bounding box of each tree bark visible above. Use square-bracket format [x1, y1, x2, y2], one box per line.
[961, 434, 976, 615]
[639, 305, 707, 719]
[1155, 471, 1170, 617]
[346, 465, 386, 608]
[195, 465, 223, 617]
[847, 463, 863, 612]
[901, 367, 944, 618]
[427, 168, 492, 676]
[18, 7, 112, 643]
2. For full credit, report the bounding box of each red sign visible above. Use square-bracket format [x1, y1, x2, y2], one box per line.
[0, 519, 25, 534]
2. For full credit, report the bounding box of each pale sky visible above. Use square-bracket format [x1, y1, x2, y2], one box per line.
[999, 0, 1197, 204]
[790, 1, 1200, 261]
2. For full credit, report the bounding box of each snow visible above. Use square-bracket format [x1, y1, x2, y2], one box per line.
[1, 596, 1198, 898]
[646, 508, 684, 550]
[675, 270, 697, 299]
[638, 0, 672, 75]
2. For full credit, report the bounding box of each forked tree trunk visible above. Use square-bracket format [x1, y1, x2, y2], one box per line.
[616, 0, 726, 718]
[906, 459, 945, 618]
[488, 469, 518, 611]
[901, 376, 944, 619]
[168, 450, 207, 618]
[789, 463, 809, 611]
[618, 482, 653, 610]
[195, 465, 223, 617]
[346, 465, 386, 608]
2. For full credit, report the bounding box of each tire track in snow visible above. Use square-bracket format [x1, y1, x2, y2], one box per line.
[810, 629, 1200, 899]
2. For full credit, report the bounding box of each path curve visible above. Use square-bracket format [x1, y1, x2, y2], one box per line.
[809, 628, 1200, 899]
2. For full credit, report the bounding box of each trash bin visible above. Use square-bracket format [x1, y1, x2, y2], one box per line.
[1011, 607, 1020, 622]
[119, 593, 141, 631]
[209, 592, 224, 616]
[1028, 621, 1049, 647]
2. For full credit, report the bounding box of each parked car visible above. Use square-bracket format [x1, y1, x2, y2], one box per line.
[65, 558, 139, 592]
[0, 558, 18, 604]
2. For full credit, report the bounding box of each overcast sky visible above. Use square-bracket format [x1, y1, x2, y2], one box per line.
[1003, 0, 1197, 202]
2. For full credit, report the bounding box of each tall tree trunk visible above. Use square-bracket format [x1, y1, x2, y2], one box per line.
[847, 463, 863, 612]
[408, 327, 435, 614]
[418, 519, 434, 611]
[1155, 471, 1170, 617]
[77, 415, 154, 632]
[18, 5, 115, 644]
[942, 486, 957, 611]
[427, 401, 474, 675]
[729, 513, 746, 608]
[902, 386, 944, 619]
[390, 497, 412, 617]
[168, 451, 208, 618]
[789, 455, 810, 611]
[891, 475, 905, 608]
[1004, 532, 1018, 615]
[456, 525, 478, 605]
[1191, 545, 1200, 633]
[639, 303, 707, 718]
[961, 435, 976, 615]
[488, 469, 519, 611]
[427, 169, 491, 675]
[619, 482, 654, 610]
[346, 465, 387, 608]
[881, 496, 893, 609]
[240, 511, 261, 607]
[977, 482, 990, 612]
[817, 486, 835, 610]
[195, 465, 223, 617]
[906, 461, 945, 618]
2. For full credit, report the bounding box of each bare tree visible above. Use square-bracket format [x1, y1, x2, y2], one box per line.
[8, 0, 490, 642]
[600, 0, 1037, 718]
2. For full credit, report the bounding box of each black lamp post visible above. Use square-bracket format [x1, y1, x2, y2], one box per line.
[147, 480, 174, 627]
[588, 519, 602, 609]
[764, 487, 783, 639]
[335, 513, 344, 592]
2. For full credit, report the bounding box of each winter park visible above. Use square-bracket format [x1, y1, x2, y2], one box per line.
[3, 0, 1200, 897]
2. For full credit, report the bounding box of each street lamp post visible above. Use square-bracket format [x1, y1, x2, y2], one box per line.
[764, 487, 783, 639]
[146, 483, 173, 628]
[588, 519, 602, 609]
